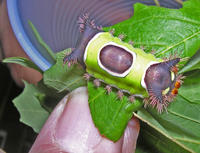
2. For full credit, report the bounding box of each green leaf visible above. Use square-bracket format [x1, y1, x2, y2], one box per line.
[28, 20, 56, 62]
[104, 0, 200, 60]
[13, 80, 68, 133]
[43, 49, 86, 92]
[93, 0, 200, 148]
[135, 70, 200, 153]
[11, 49, 86, 133]
[36, 80, 68, 113]
[136, 121, 190, 153]
[88, 81, 143, 142]
[2, 57, 43, 73]
[179, 70, 200, 104]
[13, 81, 49, 133]
[180, 48, 200, 73]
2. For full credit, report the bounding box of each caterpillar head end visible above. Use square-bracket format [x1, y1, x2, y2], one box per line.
[144, 58, 183, 113]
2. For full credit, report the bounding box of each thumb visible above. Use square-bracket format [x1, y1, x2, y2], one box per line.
[29, 87, 140, 153]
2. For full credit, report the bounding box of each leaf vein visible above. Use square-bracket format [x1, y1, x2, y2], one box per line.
[90, 90, 105, 103]
[168, 110, 200, 124]
[131, 15, 200, 26]
[45, 77, 83, 91]
[156, 31, 200, 56]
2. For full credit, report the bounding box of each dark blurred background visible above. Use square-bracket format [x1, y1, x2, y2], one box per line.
[0, 45, 36, 153]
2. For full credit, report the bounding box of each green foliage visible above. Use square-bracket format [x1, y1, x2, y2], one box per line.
[13, 81, 49, 133]
[89, 0, 200, 150]
[12, 49, 84, 132]
[135, 70, 200, 153]
[13, 79, 68, 132]
[8, 0, 200, 152]
[104, 0, 200, 64]
[179, 70, 200, 104]
[2, 57, 42, 73]
[180, 48, 200, 73]
[28, 20, 56, 62]
[43, 49, 86, 92]
[88, 81, 143, 141]
[136, 122, 190, 153]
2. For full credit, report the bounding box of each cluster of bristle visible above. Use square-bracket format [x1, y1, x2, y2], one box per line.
[144, 91, 175, 113]
[108, 28, 184, 113]
[83, 73, 135, 101]
[65, 58, 77, 67]
[63, 48, 79, 66]
[163, 53, 179, 61]
[109, 29, 129, 42]
[78, 13, 103, 32]
[144, 65, 185, 113]
[109, 29, 126, 41]
[109, 29, 149, 51]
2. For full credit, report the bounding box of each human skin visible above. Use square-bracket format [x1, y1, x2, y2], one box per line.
[0, 0, 42, 87]
[29, 87, 140, 153]
[0, 0, 140, 152]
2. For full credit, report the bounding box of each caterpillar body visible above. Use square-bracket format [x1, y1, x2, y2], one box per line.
[63, 14, 182, 113]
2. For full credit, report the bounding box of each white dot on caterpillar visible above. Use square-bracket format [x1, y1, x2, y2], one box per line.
[117, 90, 124, 100]
[93, 79, 101, 87]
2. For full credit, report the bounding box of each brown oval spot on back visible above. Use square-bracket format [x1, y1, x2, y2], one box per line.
[99, 45, 133, 74]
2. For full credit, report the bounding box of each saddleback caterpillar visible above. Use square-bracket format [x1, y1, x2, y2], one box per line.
[63, 13, 184, 113]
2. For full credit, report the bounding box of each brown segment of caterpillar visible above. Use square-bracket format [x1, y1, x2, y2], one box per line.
[99, 45, 134, 74]
[144, 58, 184, 113]
[63, 13, 102, 68]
